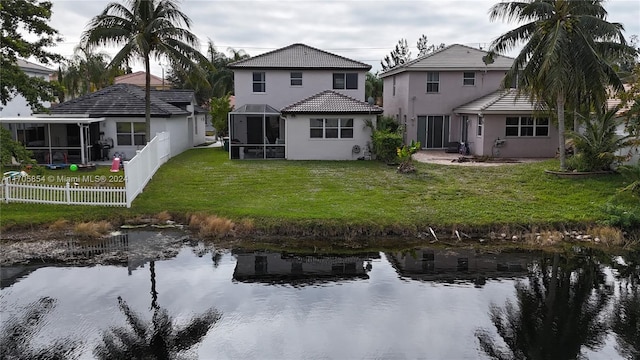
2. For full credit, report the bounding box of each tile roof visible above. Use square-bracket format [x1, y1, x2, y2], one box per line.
[453, 89, 546, 114]
[380, 44, 514, 77]
[150, 89, 194, 104]
[114, 71, 165, 87]
[48, 84, 188, 117]
[228, 43, 371, 70]
[281, 90, 383, 114]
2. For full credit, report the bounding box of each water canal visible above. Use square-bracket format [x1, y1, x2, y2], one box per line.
[1, 230, 638, 359]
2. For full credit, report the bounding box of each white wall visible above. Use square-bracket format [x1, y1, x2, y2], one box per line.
[0, 71, 50, 117]
[234, 69, 367, 110]
[284, 114, 375, 160]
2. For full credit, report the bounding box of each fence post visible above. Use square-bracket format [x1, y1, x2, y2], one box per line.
[3, 178, 8, 203]
[65, 181, 71, 204]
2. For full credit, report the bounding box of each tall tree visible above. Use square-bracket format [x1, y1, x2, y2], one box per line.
[365, 72, 383, 102]
[416, 34, 445, 57]
[60, 44, 118, 100]
[488, 0, 630, 171]
[381, 38, 411, 71]
[83, 0, 207, 142]
[0, 0, 62, 112]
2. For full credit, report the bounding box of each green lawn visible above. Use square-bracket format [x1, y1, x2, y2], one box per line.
[1, 146, 637, 233]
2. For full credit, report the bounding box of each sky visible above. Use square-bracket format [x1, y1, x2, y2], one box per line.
[41, 0, 640, 77]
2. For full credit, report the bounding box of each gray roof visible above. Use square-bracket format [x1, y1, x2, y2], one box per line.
[228, 43, 371, 70]
[453, 89, 546, 115]
[281, 90, 383, 114]
[16, 59, 54, 75]
[48, 84, 189, 117]
[380, 44, 514, 78]
[150, 89, 194, 104]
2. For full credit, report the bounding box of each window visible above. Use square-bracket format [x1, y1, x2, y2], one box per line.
[333, 73, 358, 90]
[309, 118, 354, 139]
[426, 71, 439, 93]
[477, 117, 483, 136]
[463, 72, 475, 86]
[252, 72, 265, 92]
[116, 122, 146, 145]
[392, 76, 396, 96]
[290, 72, 302, 86]
[505, 116, 549, 137]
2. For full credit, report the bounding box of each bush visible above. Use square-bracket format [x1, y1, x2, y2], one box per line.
[601, 202, 640, 231]
[372, 130, 403, 163]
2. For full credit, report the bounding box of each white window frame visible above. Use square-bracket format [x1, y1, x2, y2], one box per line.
[252, 72, 265, 93]
[290, 72, 302, 87]
[309, 118, 354, 139]
[116, 122, 146, 146]
[426, 72, 439, 93]
[505, 116, 549, 137]
[477, 116, 483, 137]
[463, 72, 475, 86]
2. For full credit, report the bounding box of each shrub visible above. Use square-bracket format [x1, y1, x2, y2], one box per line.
[600, 202, 640, 231]
[372, 130, 403, 163]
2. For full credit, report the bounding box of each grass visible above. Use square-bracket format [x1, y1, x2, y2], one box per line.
[1, 146, 638, 238]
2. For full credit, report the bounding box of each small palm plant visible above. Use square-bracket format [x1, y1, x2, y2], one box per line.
[396, 140, 421, 173]
[567, 105, 633, 172]
[618, 164, 640, 196]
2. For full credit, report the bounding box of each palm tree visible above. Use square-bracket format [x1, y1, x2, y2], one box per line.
[488, 0, 630, 171]
[94, 296, 221, 359]
[82, 0, 206, 142]
[60, 44, 115, 100]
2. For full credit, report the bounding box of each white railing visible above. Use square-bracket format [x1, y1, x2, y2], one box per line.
[2, 132, 171, 208]
[124, 131, 171, 207]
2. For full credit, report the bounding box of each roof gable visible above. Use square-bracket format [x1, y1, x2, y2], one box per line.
[228, 43, 371, 70]
[48, 84, 188, 117]
[115, 71, 165, 87]
[380, 44, 514, 77]
[281, 90, 383, 114]
[16, 59, 54, 75]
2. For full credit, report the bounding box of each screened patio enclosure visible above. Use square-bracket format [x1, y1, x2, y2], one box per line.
[228, 104, 285, 159]
[0, 116, 106, 165]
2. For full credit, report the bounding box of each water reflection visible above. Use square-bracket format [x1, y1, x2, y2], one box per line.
[0, 297, 81, 359]
[611, 250, 640, 359]
[475, 251, 613, 359]
[94, 296, 220, 359]
[386, 248, 531, 286]
[232, 249, 379, 286]
[1, 230, 638, 359]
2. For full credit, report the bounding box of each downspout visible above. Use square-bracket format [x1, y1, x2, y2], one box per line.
[78, 123, 86, 165]
[47, 123, 52, 165]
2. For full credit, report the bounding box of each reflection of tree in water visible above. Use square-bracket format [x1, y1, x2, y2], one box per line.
[611, 251, 640, 359]
[94, 296, 221, 360]
[95, 258, 221, 359]
[0, 297, 80, 359]
[476, 252, 612, 360]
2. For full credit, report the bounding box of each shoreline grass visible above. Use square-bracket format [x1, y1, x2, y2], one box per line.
[2, 147, 638, 243]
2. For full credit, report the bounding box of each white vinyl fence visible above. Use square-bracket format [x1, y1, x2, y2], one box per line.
[2, 132, 171, 208]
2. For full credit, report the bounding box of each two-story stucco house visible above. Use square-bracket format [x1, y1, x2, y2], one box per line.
[0, 59, 54, 118]
[380, 44, 557, 158]
[227, 43, 382, 160]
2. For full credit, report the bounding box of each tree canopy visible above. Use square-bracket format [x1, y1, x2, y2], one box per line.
[83, 0, 207, 142]
[380, 38, 411, 71]
[0, 0, 62, 112]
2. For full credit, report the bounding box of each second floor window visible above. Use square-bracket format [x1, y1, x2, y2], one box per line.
[333, 73, 358, 90]
[290, 72, 302, 86]
[253, 72, 265, 93]
[463, 72, 475, 86]
[426, 72, 439, 93]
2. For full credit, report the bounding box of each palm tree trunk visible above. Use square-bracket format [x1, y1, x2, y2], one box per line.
[145, 54, 152, 143]
[557, 93, 567, 171]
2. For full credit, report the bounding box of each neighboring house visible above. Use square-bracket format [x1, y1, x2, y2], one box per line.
[607, 84, 639, 165]
[0, 59, 54, 117]
[380, 44, 557, 158]
[0, 84, 206, 164]
[114, 71, 171, 90]
[227, 43, 381, 160]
